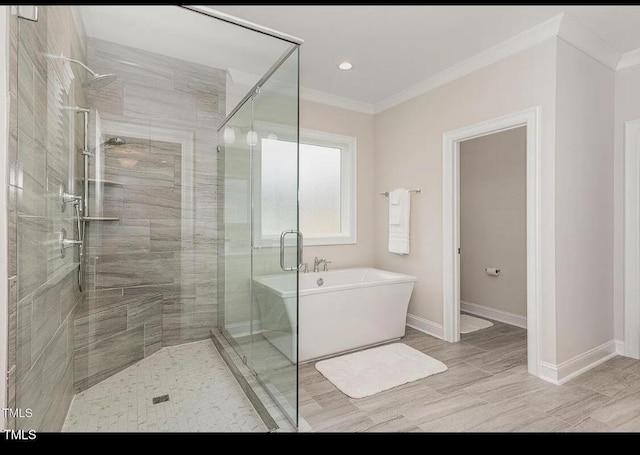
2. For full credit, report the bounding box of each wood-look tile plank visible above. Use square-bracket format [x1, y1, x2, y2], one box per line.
[621, 360, 640, 377]
[411, 392, 494, 432]
[463, 401, 552, 432]
[569, 417, 615, 432]
[417, 361, 492, 395]
[463, 369, 554, 404]
[601, 355, 639, 371]
[351, 381, 444, 424]
[303, 399, 361, 429]
[467, 333, 525, 351]
[361, 415, 422, 433]
[299, 323, 640, 432]
[569, 362, 640, 397]
[589, 390, 640, 428]
[416, 341, 487, 365]
[317, 413, 375, 433]
[512, 412, 571, 432]
[463, 344, 528, 375]
[512, 383, 611, 425]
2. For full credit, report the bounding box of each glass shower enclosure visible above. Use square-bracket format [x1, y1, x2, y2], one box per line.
[217, 46, 300, 425]
[7, 4, 301, 432]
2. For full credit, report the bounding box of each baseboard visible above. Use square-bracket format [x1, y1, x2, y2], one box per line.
[615, 339, 625, 356]
[460, 300, 527, 329]
[406, 314, 444, 339]
[539, 340, 618, 385]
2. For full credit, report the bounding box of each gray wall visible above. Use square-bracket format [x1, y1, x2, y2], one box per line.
[73, 38, 225, 391]
[8, 6, 87, 431]
[460, 127, 527, 317]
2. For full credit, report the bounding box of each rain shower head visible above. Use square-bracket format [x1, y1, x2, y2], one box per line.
[83, 73, 117, 90]
[48, 54, 117, 90]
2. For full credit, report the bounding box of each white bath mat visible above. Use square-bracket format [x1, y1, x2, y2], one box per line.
[315, 343, 447, 399]
[460, 314, 494, 333]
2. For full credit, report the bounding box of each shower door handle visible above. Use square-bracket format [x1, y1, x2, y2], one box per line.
[280, 230, 303, 272]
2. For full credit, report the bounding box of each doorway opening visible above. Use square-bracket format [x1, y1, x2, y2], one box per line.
[458, 126, 528, 365]
[442, 107, 541, 377]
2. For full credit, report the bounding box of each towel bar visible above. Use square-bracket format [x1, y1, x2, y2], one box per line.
[381, 188, 421, 197]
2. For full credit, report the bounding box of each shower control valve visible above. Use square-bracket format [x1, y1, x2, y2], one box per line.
[59, 184, 82, 212]
[59, 228, 83, 258]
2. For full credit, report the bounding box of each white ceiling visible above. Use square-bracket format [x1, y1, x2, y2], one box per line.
[78, 6, 640, 114]
[213, 5, 640, 106]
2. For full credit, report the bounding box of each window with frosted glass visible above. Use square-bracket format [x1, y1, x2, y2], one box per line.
[260, 131, 356, 245]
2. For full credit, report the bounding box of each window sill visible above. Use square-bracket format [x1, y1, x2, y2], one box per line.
[303, 235, 357, 246]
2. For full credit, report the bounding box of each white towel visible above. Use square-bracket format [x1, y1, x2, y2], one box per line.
[389, 189, 402, 224]
[388, 188, 411, 255]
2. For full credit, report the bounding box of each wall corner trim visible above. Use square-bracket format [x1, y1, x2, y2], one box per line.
[406, 314, 444, 340]
[540, 340, 618, 385]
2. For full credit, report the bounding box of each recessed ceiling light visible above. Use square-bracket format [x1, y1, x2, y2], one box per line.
[338, 61, 352, 71]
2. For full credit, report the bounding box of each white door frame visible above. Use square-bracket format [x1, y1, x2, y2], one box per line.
[624, 119, 640, 359]
[442, 106, 541, 376]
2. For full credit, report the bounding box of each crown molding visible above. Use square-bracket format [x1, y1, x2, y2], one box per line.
[300, 87, 374, 115]
[557, 13, 621, 70]
[618, 47, 640, 71]
[373, 13, 564, 114]
[226, 11, 630, 117]
[227, 67, 375, 115]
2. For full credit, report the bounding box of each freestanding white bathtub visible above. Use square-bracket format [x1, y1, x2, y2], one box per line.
[252, 267, 417, 363]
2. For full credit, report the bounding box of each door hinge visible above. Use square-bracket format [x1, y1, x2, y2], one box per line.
[458, 248, 460, 254]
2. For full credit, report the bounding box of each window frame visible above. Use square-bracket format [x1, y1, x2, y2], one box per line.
[254, 122, 357, 247]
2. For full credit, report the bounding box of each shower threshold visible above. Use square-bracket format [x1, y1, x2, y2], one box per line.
[209, 328, 298, 432]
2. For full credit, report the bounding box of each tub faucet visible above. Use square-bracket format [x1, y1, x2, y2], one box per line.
[313, 257, 326, 273]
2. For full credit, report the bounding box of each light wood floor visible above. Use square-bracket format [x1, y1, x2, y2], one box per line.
[299, 318, 640, 432]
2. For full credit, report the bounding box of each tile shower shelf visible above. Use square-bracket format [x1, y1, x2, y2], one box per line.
[86, 178, 124, 186]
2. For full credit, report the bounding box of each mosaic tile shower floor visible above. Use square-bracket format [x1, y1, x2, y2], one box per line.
[63, 339, 267, 432]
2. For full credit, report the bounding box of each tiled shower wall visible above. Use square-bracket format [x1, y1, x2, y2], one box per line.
[7, 7, 87, 431]
[74, 37, 225, 391]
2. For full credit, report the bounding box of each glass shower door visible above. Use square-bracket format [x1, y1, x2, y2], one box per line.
[218, 47, 300, 426]
[250, 48, 300, 425]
